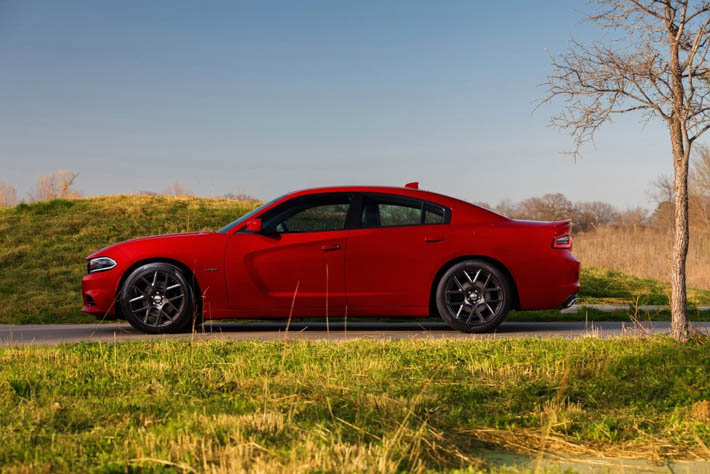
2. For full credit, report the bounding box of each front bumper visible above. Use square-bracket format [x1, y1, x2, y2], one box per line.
[81, 270, 119, 318]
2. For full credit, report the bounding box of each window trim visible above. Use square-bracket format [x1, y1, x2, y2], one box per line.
[354, 193, 451, 229]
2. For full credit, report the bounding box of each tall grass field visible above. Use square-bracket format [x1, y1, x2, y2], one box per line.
[575, 226, 710, 290]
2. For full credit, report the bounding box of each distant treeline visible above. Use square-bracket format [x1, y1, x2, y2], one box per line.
[479, 145, 710, 233]
[475, 194, 645, 232]
[0, 172, 259, 208]
[6, 148, 710, 234]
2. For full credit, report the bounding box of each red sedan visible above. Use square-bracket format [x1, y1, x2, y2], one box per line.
[82, 184, 580, 333]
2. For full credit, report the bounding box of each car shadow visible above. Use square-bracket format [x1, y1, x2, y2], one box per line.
[198, 320, 592, 334]
[201, 321, 452, 333]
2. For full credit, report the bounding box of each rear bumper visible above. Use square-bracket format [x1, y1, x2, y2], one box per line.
[516, 251, 581, 310]
[81, 270, 119, 318]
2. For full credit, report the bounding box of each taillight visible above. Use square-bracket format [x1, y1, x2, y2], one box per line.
[552, 232, 572, 249]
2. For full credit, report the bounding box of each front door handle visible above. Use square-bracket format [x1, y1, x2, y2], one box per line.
[321, 244, 341, 251]
[424, 236, 444, 243]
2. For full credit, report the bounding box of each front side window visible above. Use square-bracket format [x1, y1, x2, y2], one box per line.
[360, 194, 448, 228]
[218, 194, 287, 233]
[262, 194, 351, 233]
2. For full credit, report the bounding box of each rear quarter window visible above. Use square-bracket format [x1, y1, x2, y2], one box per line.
[360, 193, 450, 227]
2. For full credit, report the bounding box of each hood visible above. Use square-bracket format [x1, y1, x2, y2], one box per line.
[86, 231, 214, 259]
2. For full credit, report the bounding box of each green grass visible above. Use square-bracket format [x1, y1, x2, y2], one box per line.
[0, 337, 708, 472]
[578, 267, 710, 305]
[507, 307, 710, 322]
[1, 195, 708, 325]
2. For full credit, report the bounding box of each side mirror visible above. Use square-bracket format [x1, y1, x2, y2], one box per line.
[246, 218, 262, 233]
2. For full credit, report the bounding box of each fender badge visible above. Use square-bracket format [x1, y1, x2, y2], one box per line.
[204, 268, 219, 272]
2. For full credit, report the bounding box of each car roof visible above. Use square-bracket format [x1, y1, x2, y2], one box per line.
[284, 185, 474, 209]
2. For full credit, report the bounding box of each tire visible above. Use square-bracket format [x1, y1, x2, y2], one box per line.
[435, 259, 512, 333]
[119, 262, 198, 334]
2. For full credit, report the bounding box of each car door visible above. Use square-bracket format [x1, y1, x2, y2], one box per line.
[345, 193, 451, 316]
[224, 193, 353, 318]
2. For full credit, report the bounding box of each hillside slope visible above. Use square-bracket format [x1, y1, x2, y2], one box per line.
[0, 196, 259, 324]
[1, 195, 709, 324]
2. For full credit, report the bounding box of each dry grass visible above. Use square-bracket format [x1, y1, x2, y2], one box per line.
[574, 226, 710, 290]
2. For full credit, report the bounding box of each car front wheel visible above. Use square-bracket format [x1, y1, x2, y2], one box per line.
[120, 262, 197, 334]
[436, 259, 512, 333]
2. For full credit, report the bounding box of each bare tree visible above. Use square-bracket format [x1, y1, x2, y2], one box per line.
[163, 181, 190, 196]
[649, 174, 675, 204]
[0, 182, 17, 208]
[573, 201, 619, 230]
[493, 199, 521, 218]
[650, 148, 710, 230]
[32, 170, 80, 201]
[489, 195, 620, 227]
[542, 0, 710, 342]
[652, 200, 674, 227]
[691, 143, 710, 192]
[223, 192, 259, 202]
[518, 193, 574, 221]
[648, 174, 675, 228]
[613, 206, 651, 227]
[688, 144, 710, 229]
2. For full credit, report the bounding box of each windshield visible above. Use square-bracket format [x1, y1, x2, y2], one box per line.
[217, 194, 286, 233]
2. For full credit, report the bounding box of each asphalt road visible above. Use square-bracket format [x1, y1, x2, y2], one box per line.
[1, 320, 709, 346]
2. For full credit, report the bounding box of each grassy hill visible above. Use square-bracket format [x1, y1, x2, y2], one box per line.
[0, 196, 259, 324]
[1, 195, 709, 324]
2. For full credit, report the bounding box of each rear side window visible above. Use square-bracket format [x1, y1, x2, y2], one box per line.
[379, 202, 421, 226]
[360, 194, 449, 228]
[424, 203, 445, 224]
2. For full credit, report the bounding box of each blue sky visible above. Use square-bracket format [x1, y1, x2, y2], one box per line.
[0, 1, 672, 208]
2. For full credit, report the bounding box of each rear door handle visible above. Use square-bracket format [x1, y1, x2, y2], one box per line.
[424, 236, 444, 243]
[321, 244, 341, 251]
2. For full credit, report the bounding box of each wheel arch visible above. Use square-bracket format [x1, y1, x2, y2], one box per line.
[429, 255, 520, 316]
[114, 257, 203, 319]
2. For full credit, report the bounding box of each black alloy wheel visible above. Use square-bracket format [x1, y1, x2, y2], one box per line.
[436, 259, 512, 333]
[120, 262, 197, 334]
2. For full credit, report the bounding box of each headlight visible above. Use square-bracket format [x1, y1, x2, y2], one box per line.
[87, 257, 117, 274]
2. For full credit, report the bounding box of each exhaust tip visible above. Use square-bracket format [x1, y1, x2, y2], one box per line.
[558, 293, 578, 310]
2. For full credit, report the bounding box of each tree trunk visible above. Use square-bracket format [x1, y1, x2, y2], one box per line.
[669, 119, 690, 342]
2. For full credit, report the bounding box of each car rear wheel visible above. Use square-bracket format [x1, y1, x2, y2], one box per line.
[435, 259, 512, 333]
[120, 262, 198, 334]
